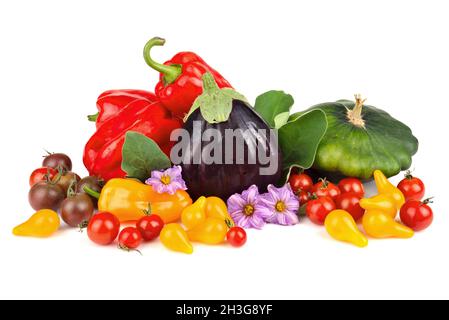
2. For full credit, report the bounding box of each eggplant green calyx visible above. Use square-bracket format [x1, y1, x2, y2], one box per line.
[347, 94, 366, 128]
[184, 72, 247, 124]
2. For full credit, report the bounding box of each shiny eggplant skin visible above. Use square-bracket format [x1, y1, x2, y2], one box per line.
[179, 100, 282, 200]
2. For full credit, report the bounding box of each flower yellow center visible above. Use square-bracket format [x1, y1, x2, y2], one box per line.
[275, 201, 286, 213]
[160, 175, 171, 185]
[243, 204, 254, 216]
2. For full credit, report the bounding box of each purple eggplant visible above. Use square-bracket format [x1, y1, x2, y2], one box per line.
[175, 95, 282, 200]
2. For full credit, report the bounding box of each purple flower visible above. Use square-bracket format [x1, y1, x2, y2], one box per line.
[145, 165, 187, 195]
[260, 184, 300, 226]
[227, 185, 271, 229]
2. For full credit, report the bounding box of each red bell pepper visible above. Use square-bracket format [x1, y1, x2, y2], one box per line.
[88, 89, 157, 128]
[143, 37, 232, 119]
[83, 94, 182, 181]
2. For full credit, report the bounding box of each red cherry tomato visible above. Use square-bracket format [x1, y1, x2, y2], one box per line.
[335, 192, 365, 221]
[289, 173, 313, 194]
[400, 198, 433, 231]
[311, 179, 341, 201]
[338, 178, 365, 198]
[298, 191, 311, 205]
[397, 172, 425, 201]
[306, 196, 336, 225]
[87, 212, 120, 245]
[136, 214, 164, 241]
[227, 227, 247, 247]
[118, 227, 142, 249]
[29, 167, 58, 187]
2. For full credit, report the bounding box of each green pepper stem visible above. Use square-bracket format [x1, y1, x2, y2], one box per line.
[87, 112, 99, 122]
[143, 37, 182, 84]
[83, 185, 101, 199]
[142, 203, 152, 216]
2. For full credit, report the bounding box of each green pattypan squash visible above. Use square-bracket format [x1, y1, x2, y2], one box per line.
[290, 95, 418, 180]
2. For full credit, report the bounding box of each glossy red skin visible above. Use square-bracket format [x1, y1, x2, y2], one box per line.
[29, 167, 57, 187]
[155, 52, 232, 118]
[338, 178, 365, 198]
[289, 173, 313, 194]
[398, 177, 425, 201]
[306, 196, 336, 225]
[298, 191, 310, 205]
[118, 227, 142, 249]
[400, 200, 433, 231]
[95, 90, 157, 129]
[83, 99, 182, 181]
[136, 215, 164, 241]
[312, 181, 341, 201]
[87, 212, 120, 245]
[335, 193, 365, 221]
[227, 227, 247, 247]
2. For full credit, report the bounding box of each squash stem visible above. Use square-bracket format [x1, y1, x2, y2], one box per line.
[347, 94, 366, 128]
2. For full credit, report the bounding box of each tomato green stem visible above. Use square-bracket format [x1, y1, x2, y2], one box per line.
[67, 179, 78, 198]
[405, 170, 414, 180]
[83, 185, 101, 199]
[318, 177, 329, 189]
[118, 244, 142, 256]
[50, 166, 64, 185]
[309, 193, 318, 200]
[143, 37, 182, 85]
[78, 220, 89, 232]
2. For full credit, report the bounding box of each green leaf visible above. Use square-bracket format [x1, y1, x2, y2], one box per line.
[254, 90, 294, 128]
[274, 111, 290, 129]
[278, 109, 328, 183]
[121, 131, 171, 182]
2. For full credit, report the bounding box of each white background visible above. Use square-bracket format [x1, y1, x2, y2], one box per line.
[0, 0, 448, 300]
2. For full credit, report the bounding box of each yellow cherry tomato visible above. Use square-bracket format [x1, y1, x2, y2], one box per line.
[359, 193, 397, 218]
[205, 196, 232, 221]
[362, 210, 414, 239]
[373, 170, 405, 210]
[325, 210, 368, 248]
[181, 196, 207, 230]
[160, 223, 193, 254]
[188, 218, 228, 245]
[13, 209, 60, 238]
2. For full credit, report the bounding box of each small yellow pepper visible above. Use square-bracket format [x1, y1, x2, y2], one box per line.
[90, 178, 192, 223]
[373, 170, 405, 210]
[188, 218, 228, 245]
[181, 196, 207, 230]
[205, 196, 232, 221]
[359, 194, 397, 218]
[160, 223, 193, 254]
[362, 210, 414, 239]
[13, 209, 60, 238]
[184, 196, 232, 245]
[325, 210, 368, 248]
